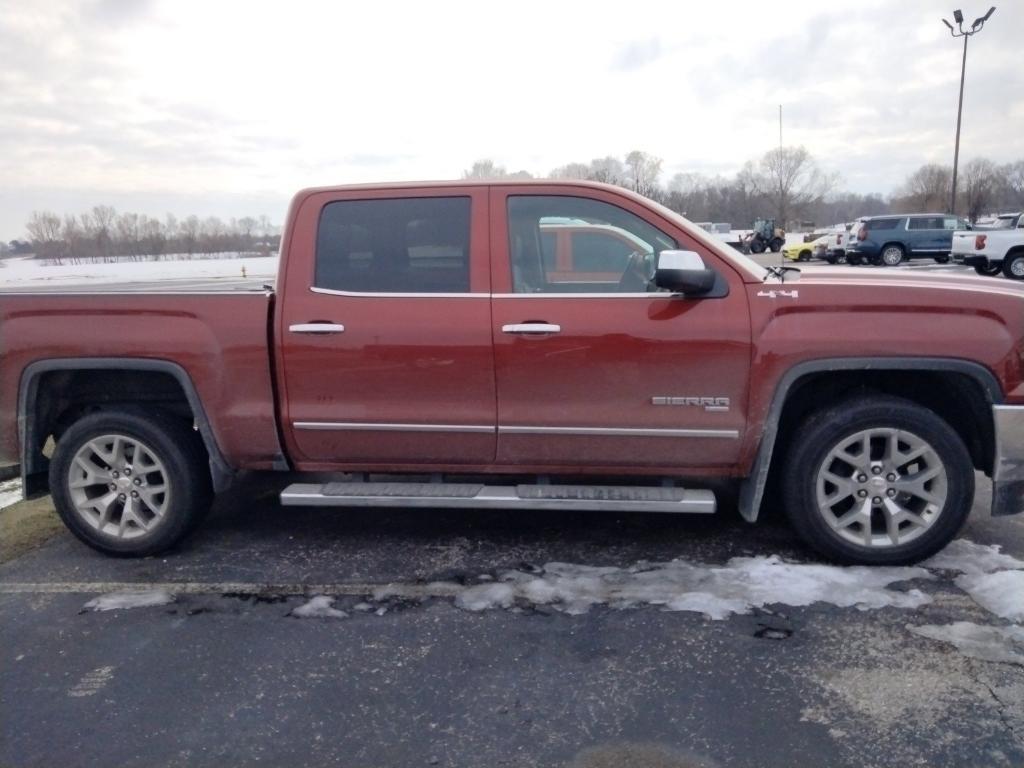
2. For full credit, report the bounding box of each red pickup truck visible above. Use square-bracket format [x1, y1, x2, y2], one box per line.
[2, 180, 1023, 565]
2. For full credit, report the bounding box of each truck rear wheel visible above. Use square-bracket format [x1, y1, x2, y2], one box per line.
[781, 395, 973, 565]
[1003, 253, 1024, 280]
[49, 411, 213, 557]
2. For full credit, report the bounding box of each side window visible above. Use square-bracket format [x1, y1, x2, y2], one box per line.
[507, 196, 677, 293]
[867, 218, 903, 231]
[943, 217, 961, 230]
[315, 197, 471, 293]
[906, 217, 940, 230]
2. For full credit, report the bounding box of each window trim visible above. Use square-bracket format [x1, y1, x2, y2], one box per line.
[310, 286, 486, 298]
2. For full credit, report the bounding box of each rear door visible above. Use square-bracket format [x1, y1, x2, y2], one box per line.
[489, 186, 751, 470]
[277, 187, 496, 467]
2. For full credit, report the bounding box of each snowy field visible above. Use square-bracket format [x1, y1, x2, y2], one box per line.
[0, 254, 278, 287]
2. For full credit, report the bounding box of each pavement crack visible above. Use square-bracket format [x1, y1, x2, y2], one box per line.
[980, 679, 1022, 742]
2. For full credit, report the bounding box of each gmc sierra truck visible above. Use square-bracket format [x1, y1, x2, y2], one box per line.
[2, 180, 1023, 565]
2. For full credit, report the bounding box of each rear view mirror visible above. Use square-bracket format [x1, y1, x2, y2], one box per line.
[654, 250, 716, 295]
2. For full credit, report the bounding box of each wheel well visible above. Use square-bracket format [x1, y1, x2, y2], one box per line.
[769, 370, 994, 480]
[880, 242, 905, 254]
[22, 367, 220, 494]
[1005, 246, 1024, 259]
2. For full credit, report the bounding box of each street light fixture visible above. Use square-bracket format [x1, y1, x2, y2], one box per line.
[941, 6, 996, 215]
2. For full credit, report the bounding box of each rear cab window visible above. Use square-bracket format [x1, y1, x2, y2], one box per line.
[315, 197, 471, 293]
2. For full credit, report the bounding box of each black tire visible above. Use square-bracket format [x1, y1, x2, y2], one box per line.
[49, 410, 213, 557]
[825, 254, 837, 264]
[974, 262, 1002, 276]
[769, 237, 785, 253]
[933, 254, 950, 264]
[836, 253, 848, 265]
[879, 244, 904, 266]
[750, 238, 766, 254]
[847, 253, 862, 266]
[781, 395, 974, 565]
[798, 250, 811, 262]
[1003, 252, 1024, 280]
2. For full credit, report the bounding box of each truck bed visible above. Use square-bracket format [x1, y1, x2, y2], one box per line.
[0, 290, 283, 472]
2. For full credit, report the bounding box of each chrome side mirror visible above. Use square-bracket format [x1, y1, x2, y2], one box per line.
[654, 250, 716, 295]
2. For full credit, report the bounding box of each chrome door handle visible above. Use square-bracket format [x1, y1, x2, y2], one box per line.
[502, 323, 561, 334]
[289, 323, 346, 334]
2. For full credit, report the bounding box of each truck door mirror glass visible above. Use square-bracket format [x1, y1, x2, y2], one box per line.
[654, 250, 716, 295]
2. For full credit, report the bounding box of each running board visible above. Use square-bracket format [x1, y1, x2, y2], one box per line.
[280, 482, 716, 514]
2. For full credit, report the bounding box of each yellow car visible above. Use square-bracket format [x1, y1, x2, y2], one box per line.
[783, 235, 830, 262]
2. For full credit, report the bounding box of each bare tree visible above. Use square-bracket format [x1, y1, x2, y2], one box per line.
[180, 215, 201, 255]
[586, 156, 627, 186]
[548, 162, 591, 179]
[1000, 160, 1024, 209]
[625, 150, 663, 198]
[960, 158, 1000, 222]
[115, 212, 141, 257]
[26, 211, 63, 260]
[754, 146, 837, 226]
[91, 205, 117, 259]
[894, 164, 953, 212]
[462, 160, 533, 180]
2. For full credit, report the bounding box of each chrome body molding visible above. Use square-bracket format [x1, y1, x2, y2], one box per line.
[292, 422, 739, 438]
[310, 286, 484, 299]
[293, 422, 495, 434]
[497, 426, 739, 438]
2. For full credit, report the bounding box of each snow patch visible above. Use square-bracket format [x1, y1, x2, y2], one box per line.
[955, 570, 1024, 623]
[82, 590, 174, 611]
[0, 478, 22, 510]
[924, 538, 1024, 575]
[291, 595, 347, 619]
[909, 622, 1024, 666]
[450, 555, 932, 619]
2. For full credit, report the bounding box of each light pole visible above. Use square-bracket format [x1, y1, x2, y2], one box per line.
[941, 6, 996, 215]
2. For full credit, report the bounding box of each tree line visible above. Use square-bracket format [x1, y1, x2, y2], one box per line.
[9, 208, 281, 262]
[465, 150, 1024, 228]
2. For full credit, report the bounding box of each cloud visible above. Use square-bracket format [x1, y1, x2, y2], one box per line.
[0, 0, 1021, 238]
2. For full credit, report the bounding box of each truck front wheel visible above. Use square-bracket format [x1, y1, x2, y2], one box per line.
[49, 411, 213, 557]
[974, 262, 1002, 276]
[782, 395, 973, 565]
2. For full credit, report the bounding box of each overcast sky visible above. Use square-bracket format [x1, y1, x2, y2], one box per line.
[1, 0, 1021, 240]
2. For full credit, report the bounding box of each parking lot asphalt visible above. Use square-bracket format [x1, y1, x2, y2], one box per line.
[2, 470, 1023, 768]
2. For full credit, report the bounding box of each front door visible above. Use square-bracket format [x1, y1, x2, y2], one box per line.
[489, 187, 751, 470]
[278, 187, 496, 467]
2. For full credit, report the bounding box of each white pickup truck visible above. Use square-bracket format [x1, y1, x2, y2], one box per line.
[951, 212, 1024, 279]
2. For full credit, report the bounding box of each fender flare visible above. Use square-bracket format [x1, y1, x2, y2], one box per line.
[18, 357, 234, 495]
[737, 357, 1002, 523]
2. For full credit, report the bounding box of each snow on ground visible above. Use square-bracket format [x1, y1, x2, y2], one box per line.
[0, 254, 277, 286]
[909, 622, 1024, 666]
[0, 479, 22, 510]
[82, 590, 175, 612]
[291, 596, 348, 619]
[923, 538, 1024, 575]
[379, 555, 933, 619]
[954, 570, 1024, 623]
